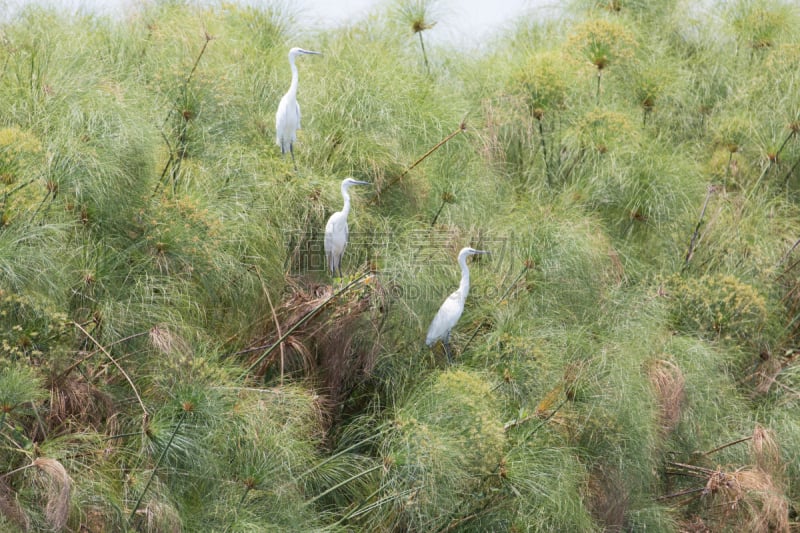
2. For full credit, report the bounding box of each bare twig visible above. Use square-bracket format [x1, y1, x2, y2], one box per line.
[264, 289, 284, 386]
[186, 31, 214, 86]
[656, 486, 706, 501]
[776, 237, 800, 272]
[0, 461, 37, 480]
[253, 267, 286, 385]
[534, 114, 551, 185]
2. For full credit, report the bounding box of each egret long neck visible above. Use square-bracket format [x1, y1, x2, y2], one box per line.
[288, 56, 299, 97]
[340, 186, 352, 218]
[457, 253, 471, 304]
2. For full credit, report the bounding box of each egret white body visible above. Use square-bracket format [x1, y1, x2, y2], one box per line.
[324, 178, 370, 277]
[275, 47, 321, 168]
[426, 247, 489, 362]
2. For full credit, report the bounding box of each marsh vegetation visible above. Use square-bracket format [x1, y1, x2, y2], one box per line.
[1, 0, 800, 531]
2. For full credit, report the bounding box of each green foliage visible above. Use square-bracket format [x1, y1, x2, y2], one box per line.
[378, 369, 504, 530]
[665, 273, 769, 340]
[1, 0, 799, 530]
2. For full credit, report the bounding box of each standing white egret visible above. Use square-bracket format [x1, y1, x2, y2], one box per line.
[275, 47, 321, 169]
[324, 178, 370, 277]
[426, 247, 490, 363]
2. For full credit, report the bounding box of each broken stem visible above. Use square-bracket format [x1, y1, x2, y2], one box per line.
[372, 116, 467, 204]
[682, 185, 715, 271]
[703, 435, 753, 456]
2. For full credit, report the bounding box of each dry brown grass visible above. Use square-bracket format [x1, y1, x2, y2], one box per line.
[31, 457, 71, 531]
[678, 515, 711, 532]
[148, 325, 192, 358]
[648, 358, 686, 438]
[587, 466, 629, 532]
[43, 373, 116, 439]
[244, 275, 386, 426]
[140, 499, 181, 533]
[663, 426, 790, 533]
[709, 468, 789, 533]
[0, 478, 30, 530]
[753, 351, 784, 395]
[749, 425, 782, 476]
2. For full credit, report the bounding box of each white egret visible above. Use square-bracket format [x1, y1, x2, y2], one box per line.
[275, 47, 321, 169]
[324, 178, 370, 277]
[425, 247, 490, 363]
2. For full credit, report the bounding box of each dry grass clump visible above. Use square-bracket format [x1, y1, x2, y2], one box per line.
[749, 425, 782, 477]
[0, 478, 29, 530]
[647, 358, 685, 438]
[750, 351, 785, 395]
[665, 464, 789, 532]
[148, 324, 192, 359]
[663, 425, 790, 532]
[0, 457, 74, 531]
[44, 373, 116, 438]
[587, 465, 630, 532]
[140, 499, 182, 533]
[243, 275, 386, 422]
[31, 457, 72, 531]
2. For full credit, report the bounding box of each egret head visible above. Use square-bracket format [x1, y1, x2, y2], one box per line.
[341, 177, 371, 190]
[289, 47, 322, 60]
[459, 247, 490, 259]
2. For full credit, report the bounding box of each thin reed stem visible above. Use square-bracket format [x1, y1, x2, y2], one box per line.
[429, 197, 448, 227]
[782, 156, 800, 188]
[596, 70, 602, 103]
[128, 409, 188, 525]
[536, 117, 550, 186]
[418, 32, 430, 74]
[306, 464, 382, 505]
[371, 116, 467, 204]
[56, 330, 149, 382]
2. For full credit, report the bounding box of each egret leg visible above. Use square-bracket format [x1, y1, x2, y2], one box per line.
[333, 254, 342, 279]
[443, 340, 453, 365]
[289, 143, 297, 171]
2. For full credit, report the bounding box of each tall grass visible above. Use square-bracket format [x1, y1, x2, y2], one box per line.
[1, 0, 799, 530]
